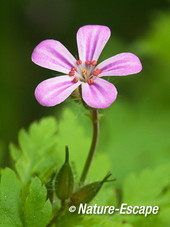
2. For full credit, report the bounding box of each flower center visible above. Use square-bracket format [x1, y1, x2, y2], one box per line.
[69, 60, 102, 85]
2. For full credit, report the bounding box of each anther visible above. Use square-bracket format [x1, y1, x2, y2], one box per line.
[88, 78, 94, 85]
[91, 60, 97, 66]
[73, 77, 78, 83]
[76, 60, 82, 65]
[69, 71, 75, 76]
[71, 67, 76, 71]
[92, 71, 99, 76]
[96, 68, 101, 74]
[85, 60, 91, 65]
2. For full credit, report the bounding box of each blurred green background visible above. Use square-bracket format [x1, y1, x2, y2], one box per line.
[1, 0, 170, 177]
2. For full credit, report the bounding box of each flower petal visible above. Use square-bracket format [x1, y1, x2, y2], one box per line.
[77, 25, 111, 62]
[35, 76, 81, 106]
[97, 53, 142, 77]
[82, 78, 117, 109]
[32, 40, 76, 74]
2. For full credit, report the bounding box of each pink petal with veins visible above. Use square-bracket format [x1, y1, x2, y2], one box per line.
[32, 40, 76, 74]
[97, 53, 142, 77]
[82, 77, 117, 109]
[35, 76, 81, 106]
[77, 25, 111, 62]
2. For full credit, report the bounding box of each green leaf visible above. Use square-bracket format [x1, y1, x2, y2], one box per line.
[132, 207, 170, 227]
[0, 168, 23, 227]
[54, 212, 133, 227]
[24, 177, 52, 227]
[123, 165, 170, 205]
[10, 117, 59, 185]
[74, 216, 133, 227]
[113, 164, 170, 226]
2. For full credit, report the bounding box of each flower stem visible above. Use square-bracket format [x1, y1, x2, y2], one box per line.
[80, 109, 99, 184]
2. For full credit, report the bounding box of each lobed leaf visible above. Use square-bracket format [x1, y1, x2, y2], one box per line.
[10, 117, 59, 185]
[0, 168, 23, 227]
[24, 177, 52, 227]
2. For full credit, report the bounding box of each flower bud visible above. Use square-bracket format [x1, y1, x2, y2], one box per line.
[55, 146, 74, 200]
[71, 172, 116, 206]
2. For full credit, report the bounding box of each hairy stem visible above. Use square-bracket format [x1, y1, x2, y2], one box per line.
[80, 109, 99, 184]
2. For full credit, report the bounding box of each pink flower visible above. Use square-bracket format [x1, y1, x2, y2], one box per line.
[32, 25, 142, 109]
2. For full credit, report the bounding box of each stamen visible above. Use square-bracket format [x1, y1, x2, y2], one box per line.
[92, 68, 101, 76]
[88, 78, 94, 85]
[91, 60, 97, 66]
[71, 67, 76, 71]
[76, 60, 82, 65]
[85, 60, 91, 65]
[69, 71, 75, 76]
[73, 77, 78, 83]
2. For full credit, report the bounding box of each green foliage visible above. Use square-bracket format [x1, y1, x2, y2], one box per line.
[131, 168, 170, 227]
[46, 107, 111, 183]
[88, 163, 170, 227]
[10, 108, 111, 187]
[6, 101, 170, 226]
[0, 169, 52, 227]
[10, 117, 58, 185]
[55, 108, 91, 179]
[0, 168, 23, 227]
[110, 164, 170, 226]
[52, 211, 133, 227]
[123, 165, 170, 205]
[24, 177, 52, 227]
[8, 109, 114, 226]
[97, 101, 170, 187]
[57, 105, 170, 227]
